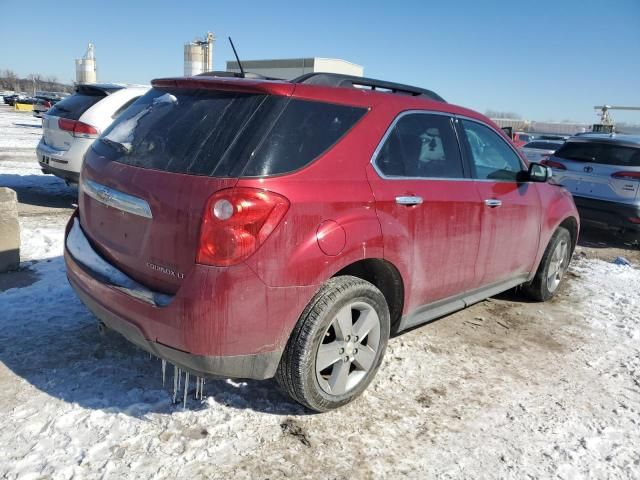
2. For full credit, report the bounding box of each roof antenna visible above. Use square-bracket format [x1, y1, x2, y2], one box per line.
[228, 37, 245, 78]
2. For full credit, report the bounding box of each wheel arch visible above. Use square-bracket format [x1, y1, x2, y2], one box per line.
[558, 215, 579, 253]
[332, 258, 405, 333]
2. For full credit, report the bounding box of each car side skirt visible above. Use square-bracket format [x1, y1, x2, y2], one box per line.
[398, 274, 530, 331]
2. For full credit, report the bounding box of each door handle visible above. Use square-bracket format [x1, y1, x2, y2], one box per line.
[484, 199, 502, 208]
[395, 196, 423, 206]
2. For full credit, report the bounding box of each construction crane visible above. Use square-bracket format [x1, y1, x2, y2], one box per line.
[594, 105, 640, 126]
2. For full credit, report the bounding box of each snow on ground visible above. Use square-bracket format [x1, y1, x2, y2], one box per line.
[1, 106, 640, 479]
[0, 158, 73, 195]
[0, 106, 41, 153]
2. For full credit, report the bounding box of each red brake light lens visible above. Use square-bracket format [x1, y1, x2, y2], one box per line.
[612, 171, 640, 181]
[43, 101, 51, 108]
[57, 118, 99, 138]
[197, 188, 290, 266]
[540, 159, 566, 170]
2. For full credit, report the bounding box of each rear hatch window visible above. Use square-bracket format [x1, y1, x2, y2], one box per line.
[48, 91, 107, 120]
[93, 87, 367, 178]
[554, 141, 640, 167]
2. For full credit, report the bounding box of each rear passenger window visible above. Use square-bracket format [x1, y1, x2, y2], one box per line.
[460, 120, 524, 181]
[374, 113, 464, 178]
[241, 99, 367, 176]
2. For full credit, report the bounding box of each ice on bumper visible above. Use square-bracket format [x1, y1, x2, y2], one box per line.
[66, 217, 172, 306]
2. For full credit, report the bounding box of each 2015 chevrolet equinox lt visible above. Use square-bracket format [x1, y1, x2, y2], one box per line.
[64, 73, 579, 411]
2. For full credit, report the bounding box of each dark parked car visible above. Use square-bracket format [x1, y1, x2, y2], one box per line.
[3, 94, 28, 106]
[33, 94, 64, 118]
[64, 73, 579, 411]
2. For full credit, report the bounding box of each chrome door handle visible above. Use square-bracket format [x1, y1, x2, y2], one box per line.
[484, 199, 502, 208]
[395, 196, 423, 206]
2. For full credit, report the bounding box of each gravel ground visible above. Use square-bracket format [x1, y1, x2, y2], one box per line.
[1, 104, 639, 479]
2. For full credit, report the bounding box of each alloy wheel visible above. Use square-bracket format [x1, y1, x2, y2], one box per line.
[315, 301, 382, 396]
[547, 238, 569, 293]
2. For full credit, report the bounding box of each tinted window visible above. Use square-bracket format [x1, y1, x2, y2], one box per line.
[461, 120, 524, 181]
[94, 88, 366, 177]
[518, 134, 531, 142]
[95, 88, 267, 176]
[523, 141, 563, 150]
[48, 92, 105, 120]
[241, 99, 366, 176]
[374, 113, 464, 178]
[554, 142, 640, 167]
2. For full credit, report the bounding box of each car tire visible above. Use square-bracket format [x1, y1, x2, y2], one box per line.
[523, 227, 572, 301]
[276, 275, 390, 412]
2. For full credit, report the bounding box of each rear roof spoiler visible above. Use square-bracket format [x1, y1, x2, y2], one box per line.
[75, 84, 124, 96]
[151, 76, 295, 96]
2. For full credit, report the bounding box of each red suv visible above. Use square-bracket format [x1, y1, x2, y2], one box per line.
[64, 73, 579, 411]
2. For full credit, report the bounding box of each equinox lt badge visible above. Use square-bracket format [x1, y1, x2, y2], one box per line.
[146, 262, 185, 279]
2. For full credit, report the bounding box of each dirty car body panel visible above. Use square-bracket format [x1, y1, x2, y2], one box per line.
[64, 75, 580, 383]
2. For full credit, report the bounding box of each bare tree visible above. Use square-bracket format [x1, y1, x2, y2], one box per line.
[1, 69, 18, 90]
[45, 75, 58, 91]
[0, 69, 71, 94]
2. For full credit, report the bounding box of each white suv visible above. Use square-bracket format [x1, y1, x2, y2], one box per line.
[545, 134, 640, 233]
[37, 84, 149, 184]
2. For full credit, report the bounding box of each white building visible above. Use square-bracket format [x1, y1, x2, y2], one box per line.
[226, 58, 363, 80]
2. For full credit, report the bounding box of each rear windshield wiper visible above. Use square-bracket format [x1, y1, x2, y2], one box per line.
[100, 137, 131, 154]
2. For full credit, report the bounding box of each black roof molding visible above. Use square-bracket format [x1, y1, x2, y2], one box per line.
[292, 72, 446, 103]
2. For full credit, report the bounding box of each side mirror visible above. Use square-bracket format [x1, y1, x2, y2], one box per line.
[527, 162, 551, 182]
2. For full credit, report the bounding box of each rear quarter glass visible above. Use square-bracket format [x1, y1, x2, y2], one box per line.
[93, 87, 367, 178]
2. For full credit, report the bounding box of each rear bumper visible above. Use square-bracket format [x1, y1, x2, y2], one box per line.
[71, 278, 282, 379]
[573, 195, 640, 232]
[64, 214, 317, 379]
[36, 137, 91, 182]
[39, 161, 80, 184]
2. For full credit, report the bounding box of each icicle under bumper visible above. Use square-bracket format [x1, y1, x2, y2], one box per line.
[165, 360, 206, 407]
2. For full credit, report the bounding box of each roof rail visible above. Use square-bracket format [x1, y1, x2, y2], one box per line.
[197, 71, 284, 81]
[292, 72, 446, 102]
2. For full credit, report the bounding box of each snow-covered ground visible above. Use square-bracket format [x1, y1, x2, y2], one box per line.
[1, 105, 639, 479]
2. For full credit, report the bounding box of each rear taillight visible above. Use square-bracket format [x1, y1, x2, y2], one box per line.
[628, 217, 640, 224]
[540, 159, 566, 170]
[612, 171, 640, 181]
[197, 188, 290, 267]
[44, 101, 51, 108]
[58, 118, 99, 138]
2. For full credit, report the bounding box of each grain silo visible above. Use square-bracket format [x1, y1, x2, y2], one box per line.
[184, 32, 215, 76]
[75, 43, 97, 84]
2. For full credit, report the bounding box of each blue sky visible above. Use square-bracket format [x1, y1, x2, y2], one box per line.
[1, 0, 638, 123]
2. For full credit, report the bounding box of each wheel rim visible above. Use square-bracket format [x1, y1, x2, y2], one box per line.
[546, 238, 569, 293]
[315, 301, 381, 396]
